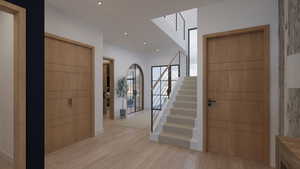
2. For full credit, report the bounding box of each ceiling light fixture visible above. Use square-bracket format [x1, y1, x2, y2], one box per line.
[97, 1, 103, 6]
[143, 41, 148, 45]
[124, 32, 129, 36]
[155, 49, 160, 52]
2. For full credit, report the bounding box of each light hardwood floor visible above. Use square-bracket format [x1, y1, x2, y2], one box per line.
[46, 120, 273, 169]
[0, 156, 12, 169]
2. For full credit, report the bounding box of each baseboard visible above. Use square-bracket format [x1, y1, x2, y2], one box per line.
[149, 132, 159, 142]
[190, 140, 202, 151]
[0, 150, 13, 165]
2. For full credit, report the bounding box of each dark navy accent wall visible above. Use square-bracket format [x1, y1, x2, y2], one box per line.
[4, 0, 44, 169]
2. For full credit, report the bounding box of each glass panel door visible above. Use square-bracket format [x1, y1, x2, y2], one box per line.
[127, 64, 144, 114]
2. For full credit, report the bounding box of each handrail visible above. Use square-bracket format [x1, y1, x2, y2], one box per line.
[178, 12, 186, 40]
[163, 12, 186, 41]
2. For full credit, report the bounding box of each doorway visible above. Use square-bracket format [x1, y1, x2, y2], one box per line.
[203, 25, 270, 163]
[103, 58, 115, 120]
[126, 64, 144, 114]
[0, 1, 26, 169]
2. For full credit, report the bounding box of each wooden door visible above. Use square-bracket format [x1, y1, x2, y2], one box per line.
[45, 33, 94, 153]
[204, 26, 269, 163]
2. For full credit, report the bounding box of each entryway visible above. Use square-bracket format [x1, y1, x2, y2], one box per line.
[103, 58, 115, 120]
[126, 64, 144, 114]
[203, 25, 270, 163]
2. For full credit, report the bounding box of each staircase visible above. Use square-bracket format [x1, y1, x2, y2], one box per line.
[158, 77, 197, 149]
[150, 76, 200, 150]
[149, 51, 200, 150]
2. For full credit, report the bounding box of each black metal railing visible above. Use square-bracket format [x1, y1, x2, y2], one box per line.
[151, 51, 188, 132]
[164, 12, 186, 41]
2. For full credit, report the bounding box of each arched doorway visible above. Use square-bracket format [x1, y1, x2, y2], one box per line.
[126, 64, 144, 114]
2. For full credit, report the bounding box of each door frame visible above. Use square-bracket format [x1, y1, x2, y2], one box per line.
[202, 25, 270, 163]
[103, 57, 115, 120]
[0, 1, 26, 168]
[45, 33, 96, 137]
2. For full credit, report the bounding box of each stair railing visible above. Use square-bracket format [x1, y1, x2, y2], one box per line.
[151, 51, 188, 132]
[163, 12, 186, 41]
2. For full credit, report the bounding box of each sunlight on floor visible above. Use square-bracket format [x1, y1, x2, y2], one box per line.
[114, 110, 150, 129]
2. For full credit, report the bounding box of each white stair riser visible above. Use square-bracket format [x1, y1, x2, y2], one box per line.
[178, 90, 196, 95]
[180, 87, 196, 91]
[176, 96, 196, 102]
[163, 125, 193, 137]
[173, 102, 196, 109]
[167, 116, 195, 126]
[159, 135, 190, 148]
[170, 109, 197, 117]
[182, 81, 196, 86]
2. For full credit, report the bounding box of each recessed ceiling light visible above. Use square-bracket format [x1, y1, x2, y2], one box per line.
[155, 49, 160, 52]
[124, 32, 129, 36]
[97, 1, 103, 6]
[143, 41, 148, 45]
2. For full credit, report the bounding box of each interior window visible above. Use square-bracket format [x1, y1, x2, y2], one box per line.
[151, 65, 179, 110]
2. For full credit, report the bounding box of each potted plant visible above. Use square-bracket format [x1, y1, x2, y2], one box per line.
[116, 77, 128, 119]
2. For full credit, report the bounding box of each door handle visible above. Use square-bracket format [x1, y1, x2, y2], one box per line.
[208, 99, 216, 107]
[68, 98, 73, 106]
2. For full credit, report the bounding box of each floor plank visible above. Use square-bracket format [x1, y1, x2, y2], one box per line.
[0, 155, 13, 169]
[46, 120, 273, 169]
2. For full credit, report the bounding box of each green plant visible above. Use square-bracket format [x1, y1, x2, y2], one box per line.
[116, 77, 128, 109]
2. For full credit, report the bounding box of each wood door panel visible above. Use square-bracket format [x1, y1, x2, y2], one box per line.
[46, 97, 73, 121]
[46, 122, 75, 153]
[45, 34, 93, 153]
[205, 26, 269, 163]
[207, 32, 264, 63]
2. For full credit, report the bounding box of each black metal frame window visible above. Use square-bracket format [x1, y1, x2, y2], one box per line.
[188, 27, 198, 76]
[151, 65, 179, 110]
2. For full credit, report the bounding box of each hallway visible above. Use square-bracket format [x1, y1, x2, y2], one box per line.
[46, 120, 272, 169]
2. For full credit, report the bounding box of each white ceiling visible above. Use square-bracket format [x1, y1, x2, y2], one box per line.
[46, 0, 221, 54]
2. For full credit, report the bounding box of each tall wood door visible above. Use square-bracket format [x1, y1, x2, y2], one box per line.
[204, 26, 269, 163]
[45, 34, 94, 153]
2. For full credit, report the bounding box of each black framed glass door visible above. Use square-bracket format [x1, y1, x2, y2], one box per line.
[127, 64, 144, 114]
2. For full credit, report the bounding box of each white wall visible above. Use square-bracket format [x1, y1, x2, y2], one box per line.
[0, 11, 14, 159]
[103, 43, 147, 118]
[45, 4, 104, 134]
[197, 0, 279, 166]
[181, 8, 198, 30]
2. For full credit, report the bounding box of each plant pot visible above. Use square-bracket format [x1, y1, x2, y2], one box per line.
[120, 109, 126, 119]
